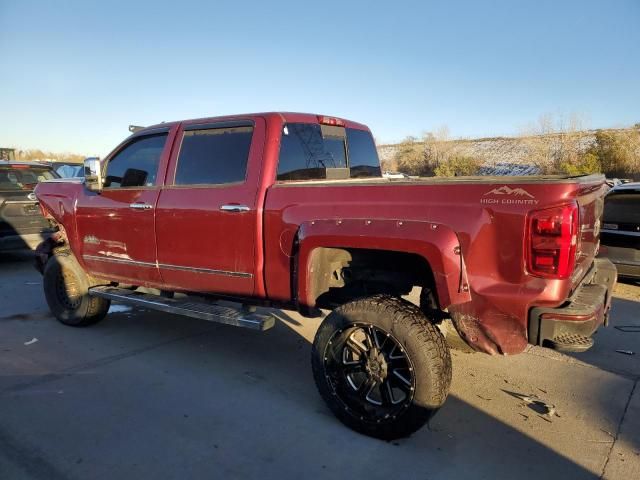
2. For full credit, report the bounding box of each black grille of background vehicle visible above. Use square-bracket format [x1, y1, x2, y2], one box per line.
[601, 232, 640, 249]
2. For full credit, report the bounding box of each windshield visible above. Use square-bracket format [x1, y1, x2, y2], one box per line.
[0, 165, 59, 190]
[55, 164, 84, 178]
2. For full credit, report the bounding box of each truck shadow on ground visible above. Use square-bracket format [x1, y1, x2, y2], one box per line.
[0, 249, 36, 265]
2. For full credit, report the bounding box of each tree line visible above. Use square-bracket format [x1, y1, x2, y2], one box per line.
[14, 149, 85, 164]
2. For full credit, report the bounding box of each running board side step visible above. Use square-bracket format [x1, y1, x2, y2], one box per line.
[89, 286, 275, 331]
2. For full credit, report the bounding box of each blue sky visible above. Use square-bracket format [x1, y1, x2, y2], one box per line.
[0, 0, 638, 156]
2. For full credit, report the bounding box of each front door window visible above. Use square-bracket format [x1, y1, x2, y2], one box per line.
[104, 134, 167, 188]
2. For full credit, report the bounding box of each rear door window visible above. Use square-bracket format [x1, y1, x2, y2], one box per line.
[174, 126, 253, 185]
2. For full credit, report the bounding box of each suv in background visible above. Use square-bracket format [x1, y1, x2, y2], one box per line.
[0, 161, 59, 251]
[601, 182, 640, 278]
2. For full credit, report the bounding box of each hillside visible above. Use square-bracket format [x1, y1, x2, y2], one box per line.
[378, 131, 599, 168]
[377, 127, 639, 177]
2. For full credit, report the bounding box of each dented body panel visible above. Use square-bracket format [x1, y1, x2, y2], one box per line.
[35, 112, 611, 356]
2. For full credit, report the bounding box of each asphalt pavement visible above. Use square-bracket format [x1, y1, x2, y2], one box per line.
[1, 251, 638, 479]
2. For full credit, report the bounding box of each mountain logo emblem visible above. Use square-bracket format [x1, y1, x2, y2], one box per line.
[484, 186, 535, 199]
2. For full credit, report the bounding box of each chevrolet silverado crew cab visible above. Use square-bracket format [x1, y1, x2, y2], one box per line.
[34, 112, 616, 439]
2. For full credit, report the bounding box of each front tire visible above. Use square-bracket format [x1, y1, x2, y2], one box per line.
[311, 295, 451, 440]
[43, 253, 110, 327]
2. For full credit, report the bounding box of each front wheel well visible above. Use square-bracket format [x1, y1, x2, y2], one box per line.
[304, 247, 438, 311]
[34, 223, 68, 274]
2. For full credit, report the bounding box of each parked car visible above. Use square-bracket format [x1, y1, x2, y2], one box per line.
[604, 178, 632, 189]
[33, 112, 615, 439]
[382, 171, 411, 179]
[600, 182, 640, 278]
[0, 161, 60, 251]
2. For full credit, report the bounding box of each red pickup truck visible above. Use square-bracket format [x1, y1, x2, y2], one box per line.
[34, 112, 616, 439]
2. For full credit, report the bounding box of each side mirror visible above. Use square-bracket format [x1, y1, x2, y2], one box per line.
[84, 157, 103, 192]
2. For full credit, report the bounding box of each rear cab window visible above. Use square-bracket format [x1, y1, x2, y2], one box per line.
[0, 165, 58, 190]
[276, 121, 381, 181]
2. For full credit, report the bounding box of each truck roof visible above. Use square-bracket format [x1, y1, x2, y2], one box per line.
[140, 112, 370, 134]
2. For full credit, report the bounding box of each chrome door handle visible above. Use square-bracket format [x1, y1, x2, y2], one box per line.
[220, 204, 250, 213]
[129, 203, 153, 210]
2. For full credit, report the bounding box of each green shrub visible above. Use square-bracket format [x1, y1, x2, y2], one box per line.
[558, 152, 601, 176]
[434, 155, 481, 177]
[393, 137, 429, 176]
[588, 129, 640, 177]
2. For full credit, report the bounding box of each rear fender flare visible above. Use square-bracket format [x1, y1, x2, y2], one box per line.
[295, 219, 471, 309]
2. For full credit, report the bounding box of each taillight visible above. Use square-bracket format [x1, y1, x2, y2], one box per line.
[526, 203, 579, 279]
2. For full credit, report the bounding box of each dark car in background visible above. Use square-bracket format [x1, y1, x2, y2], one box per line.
[0, 161, 60, 251]
[600, 182, 640, 278]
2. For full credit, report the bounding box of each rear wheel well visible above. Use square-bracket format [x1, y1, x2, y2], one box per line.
[305, 247, 438, 310]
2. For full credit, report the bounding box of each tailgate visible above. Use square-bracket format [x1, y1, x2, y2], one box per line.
[573, 180, 607, 285]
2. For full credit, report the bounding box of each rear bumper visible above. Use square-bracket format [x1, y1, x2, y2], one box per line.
[0, 232, 51, 251]
[528, 258, 617, 352]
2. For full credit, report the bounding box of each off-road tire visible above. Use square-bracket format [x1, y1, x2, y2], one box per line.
[311, 295, 452, 440]
[43, 252, 110, 327]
